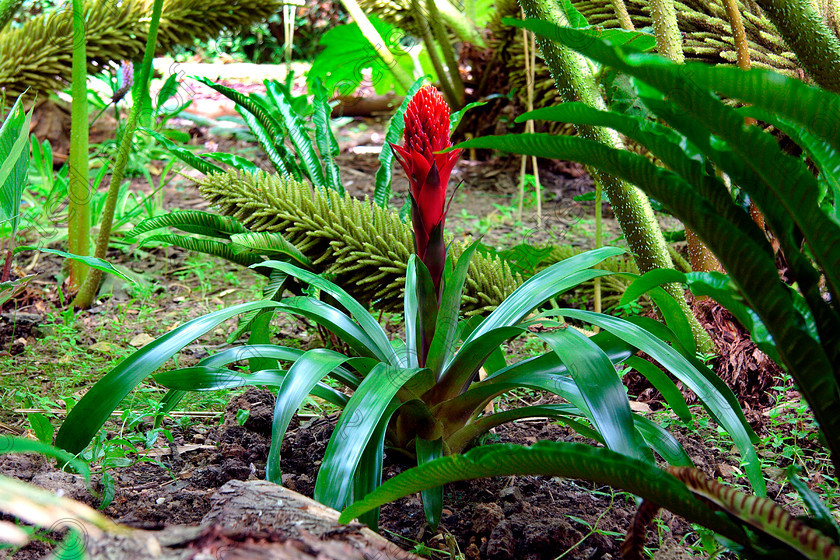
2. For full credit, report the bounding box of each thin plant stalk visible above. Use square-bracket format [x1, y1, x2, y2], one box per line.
[610, 0, 634, 31]
[67, 0, 90, 289]
[649, 0, 722, 275]
[413, 0, 459, 108]
[73, 0, 165, 308]
[517, 0, 714, 351]
[425, 0, 465, 107]
[339, 0, 414, 92]
[517, 21, 541, 225]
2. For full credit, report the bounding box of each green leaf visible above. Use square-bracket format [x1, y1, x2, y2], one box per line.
[0, 94, 31, 239]
[374, 78, 425, 208]
[416, 437, 444, 530]
[237, 108, 295, 180]
[460, 247, 623, 347]
[624, 356, 691, 424]
[27, 413, 54, 445]
[258, 261, 399, 366]
[2, 437, 89, 481]
[558, 308, 765, 496]
[405, 255, 438, 369]
[202, 152, 260, 174]
[266, 349, 351, 483]
[153, 366, 350, 408]
[449, 101, 488, 133]
[142, 128, 222, 175]
[128, 210, 247, 239]
[315, 364, 425, 510]
[137, 234, 263, 268]
[229, 231, 312, 268]
[55, 301, 282, 454]
[539, 327, 645, 461]
[338, 442, 743, 545]
[426, 242, 480, 377]
[312, 79, 344, 195]
[278, 296, 386, 361]
[15, 247, 134, 283]
[265, 80, 327, 190]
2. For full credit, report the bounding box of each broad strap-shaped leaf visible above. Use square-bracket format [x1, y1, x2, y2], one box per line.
[374, 78, 424, 208]
[18, 248, 134, 283]
[624, 356, 691, 424]
[153, 366, 349, 408]
[258, 260, 399, 366]
[431, 267, 615, 402]
[266, 349, 351, 483]
[265, 80, 327, 190]
[539, 326, 645, 461]
[277, 296, 387, 362]
[337, 442, 745, 546]
[351, 401, 398, 531]
[557, 308, 764, 496]
[416, 437, 444, 530]
[460, 246, 624, 347]
[315, 364, 425, 510]
[128, 210, 247, 239]
[197, 344, 360, 389]
[311, 79, 344, 195]
[2, 438, 90, 481]
[404, 255, 438, 369]
[0, 94, 31, 238]
[55, 301, 283, 454]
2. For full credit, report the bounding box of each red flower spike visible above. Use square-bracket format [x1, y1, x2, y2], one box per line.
[390, 85, 462, 296]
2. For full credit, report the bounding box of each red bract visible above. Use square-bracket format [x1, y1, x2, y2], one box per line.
[391, 85, 462, 295]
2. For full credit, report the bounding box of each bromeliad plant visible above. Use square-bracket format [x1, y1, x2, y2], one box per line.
[56, 85, 760, 531]
[335, 20, 840, 557]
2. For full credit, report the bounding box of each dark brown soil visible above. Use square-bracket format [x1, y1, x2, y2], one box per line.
[2, 386, 772, 560]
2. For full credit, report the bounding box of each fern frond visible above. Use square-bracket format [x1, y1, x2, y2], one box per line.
[198, 170, 521, 314]
[141, 233, 263, 268]
[129, 211, 248, 239]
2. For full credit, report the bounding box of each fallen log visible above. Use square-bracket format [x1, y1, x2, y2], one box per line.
[82, 480, 420, 560]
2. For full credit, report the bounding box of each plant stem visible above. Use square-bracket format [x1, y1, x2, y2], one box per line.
[649, 0, 722, 279]
[425, 0, 465, 107]
[413, 0, 459, 107]
[723, 0, 752, 71]
[339, 0, 415, 92]
[0, 0, 23, 32]
[72, 0, 164, 309]
[518, 0, 714, 351]
[610, 0, 634, 31]
[67, 0, 90, 289]
[649, 0, 684, 63]
[755, 0, 840, 93]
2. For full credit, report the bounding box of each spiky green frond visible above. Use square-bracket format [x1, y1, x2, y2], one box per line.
[129, 210, 248, 239]
[141, 233, 263, 268]
[198, 170, 521, 314]
[0, 0, 282, 97]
